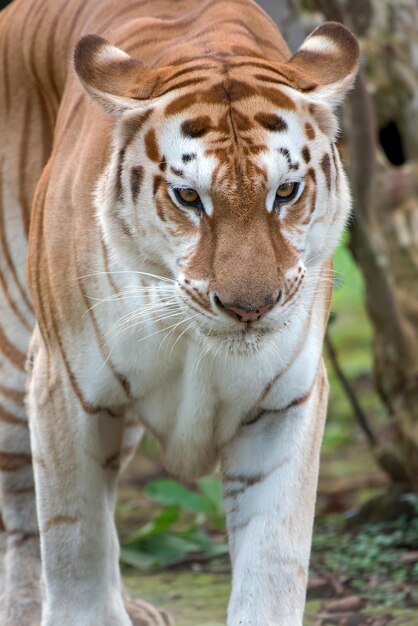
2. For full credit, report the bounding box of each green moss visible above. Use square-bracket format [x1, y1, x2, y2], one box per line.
[124, 571, 230, 626]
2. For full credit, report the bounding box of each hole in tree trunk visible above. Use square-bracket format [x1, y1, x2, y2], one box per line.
[379, 121, 406, 166]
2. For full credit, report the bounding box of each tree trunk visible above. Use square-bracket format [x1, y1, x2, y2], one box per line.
[309, 0, 418, 487]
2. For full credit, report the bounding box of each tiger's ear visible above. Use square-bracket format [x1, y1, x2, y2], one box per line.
[286, 22, 360, 107]
[74, 35, 164, 115]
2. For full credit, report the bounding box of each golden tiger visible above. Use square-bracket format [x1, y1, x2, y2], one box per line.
[0, 0, 359, 624]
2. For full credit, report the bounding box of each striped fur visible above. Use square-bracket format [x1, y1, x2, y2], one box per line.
[0, 0, 359, 624]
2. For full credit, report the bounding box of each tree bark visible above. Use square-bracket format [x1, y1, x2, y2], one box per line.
[311, 0, 418, 487]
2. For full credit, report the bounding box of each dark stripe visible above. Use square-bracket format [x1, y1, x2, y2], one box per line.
[254, 73, 291, 87]
[155, 199, 167, 222]
[182, 286, 211, 313]
[159, 157, 167, 172]
[116, 148, 126, 200]
[98, 0, 148, 33]
[231, 60, 289, 76]
[101, 239, 119, 295]
[1, 27, 10, 117]
[17, 98, 32, 237]
[302, 146, 311, 164]
[153, 174, 162, 197]
[116, 213, 133, 237]
[42, 515, 78, 534]
[163, 63, 215, 83]
[157, 76, 206, 96]
[0, 404, 28, 428]
[305, 122, 315, 140]
[181, 116, 212, 139]
[102, 452, 120, 471]
[0, 161, 34, 317]
[255, 112, 287, 132]
[46, 283, 101, 414]
[145, 128, 161, 163]
[123, 109, 153, 150]
[8, 530, 39, 547]
[76, 267, 132, 400]
[130, 165, 144, 203]
[0, 267, 32, 331]
[45, 12, 61, 103]
[278, 147, 291, 165]
[0, 452, 32, 472]
[259, 385, 314, 421]
[5, 485, 35, 495]
[0, 384, 25, 404]
[321, 153, 331, 190]
[29, 162, 54, 350]
[0, 326, 26, 370]
[307, 167, 316, 183]
[259, 87, 296, 110]
[331, 143, 340, 191]
[64, 0, 90, 51]
[224, 457, 290, 494]
[182, 153, 196, 164]
[55, 98, 83, 152]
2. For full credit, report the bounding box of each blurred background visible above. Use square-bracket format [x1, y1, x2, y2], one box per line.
[2, 0, 418, 624]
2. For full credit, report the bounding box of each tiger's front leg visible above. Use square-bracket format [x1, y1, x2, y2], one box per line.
[222, 362, 328, 626]
[26, 333, 161, 626]
[27, 343, 131, 626]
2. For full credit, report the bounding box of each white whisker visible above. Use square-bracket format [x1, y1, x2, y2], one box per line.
[106, 309, 183, 341]
[76, 269, 176, 284]
[135, 315, 199, 347]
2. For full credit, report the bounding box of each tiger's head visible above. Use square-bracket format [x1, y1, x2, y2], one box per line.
[74, 22, 359, 353]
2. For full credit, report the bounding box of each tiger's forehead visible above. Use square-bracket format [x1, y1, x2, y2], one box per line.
[153, 87, 311, 195]
[120, 62, 327, 210]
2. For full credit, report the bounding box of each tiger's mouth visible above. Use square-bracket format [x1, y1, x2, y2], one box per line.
[195, 324, 277, 355]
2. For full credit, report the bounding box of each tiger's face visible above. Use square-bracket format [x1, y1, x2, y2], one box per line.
[75, 24, 358, 351]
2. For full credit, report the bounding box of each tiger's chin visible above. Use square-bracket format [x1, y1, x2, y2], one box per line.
[197, 325, 277, 356]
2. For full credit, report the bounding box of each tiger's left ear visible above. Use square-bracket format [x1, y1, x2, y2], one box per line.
[286, 22, 360, 107]
[74, 34, 168, 115]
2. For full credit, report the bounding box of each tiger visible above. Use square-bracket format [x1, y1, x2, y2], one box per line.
[0, 0, 359, 624]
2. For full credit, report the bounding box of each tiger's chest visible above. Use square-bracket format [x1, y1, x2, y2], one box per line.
[120, 335, 271, 477]
[104, 305, 317, 479]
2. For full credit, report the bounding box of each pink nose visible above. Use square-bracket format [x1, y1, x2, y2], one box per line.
[225, 303, 274, 322]
[214, 293, 280, 323]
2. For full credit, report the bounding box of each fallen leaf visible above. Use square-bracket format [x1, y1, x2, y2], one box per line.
[326, 596, 367, 613]
[400, 550, 418, 563]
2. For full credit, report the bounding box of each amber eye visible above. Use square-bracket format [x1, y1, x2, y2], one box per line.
[174, 187, 201, 206]
[275, 181, 299, 203]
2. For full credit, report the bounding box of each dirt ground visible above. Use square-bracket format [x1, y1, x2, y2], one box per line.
[124, 571, 418, 625]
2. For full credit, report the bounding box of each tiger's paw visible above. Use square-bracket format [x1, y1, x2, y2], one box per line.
[125, 597, 174, 626]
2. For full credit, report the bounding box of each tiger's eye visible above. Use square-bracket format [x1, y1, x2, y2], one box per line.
[176, 188, 200, 204]
[275, 182, 299, 201]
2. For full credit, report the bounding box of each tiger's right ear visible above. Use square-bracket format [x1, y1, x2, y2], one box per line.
[285, 22, 360, 108]
[74, 35, 165, 115]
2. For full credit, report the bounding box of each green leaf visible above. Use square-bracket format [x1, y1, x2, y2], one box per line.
[125, 506, 180, 544]
[120, 548, 160, 570]
[179, 527, 228, 556]
[122, 532, 200, 569]
[198, 477, 224, 516]
[145, 479, 213, 515]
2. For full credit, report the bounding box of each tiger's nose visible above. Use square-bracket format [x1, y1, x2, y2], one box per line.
[214, 293, 281, 323]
